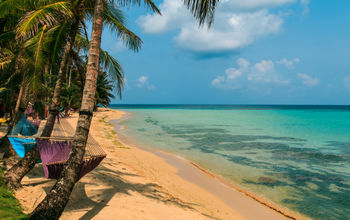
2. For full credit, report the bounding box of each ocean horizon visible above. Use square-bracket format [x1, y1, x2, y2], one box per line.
[110, 104, 350, 219]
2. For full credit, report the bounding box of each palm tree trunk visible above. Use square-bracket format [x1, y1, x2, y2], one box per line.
[2, 73, 28, 162]
[72, 50, 85, 94]
[3, 13, 82, 189]
[29, 0, 104, 218]
[14, 75, 26, 119]
[1, 73, 25, 161]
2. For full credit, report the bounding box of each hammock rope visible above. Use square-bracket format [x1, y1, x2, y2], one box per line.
[37, 118, 106, 181]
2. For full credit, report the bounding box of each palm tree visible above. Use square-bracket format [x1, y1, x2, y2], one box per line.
[0, 1, 71, 161]
[3, 0, 143, 189]
[2, 0, 82, 188]
[29, 1, 109, 218]
[29, 0, 218, 218]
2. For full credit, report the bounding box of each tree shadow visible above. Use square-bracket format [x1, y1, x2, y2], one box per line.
[50, 163, 217, 220]
[26, 164, 46, 179]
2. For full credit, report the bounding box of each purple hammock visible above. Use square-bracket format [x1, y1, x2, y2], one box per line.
[37, 138, 106, 181]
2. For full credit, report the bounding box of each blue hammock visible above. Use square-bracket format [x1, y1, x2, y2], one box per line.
[11, 115, 38, 136]
[8, 115, 39, 159]
[8, 137, 36, 157]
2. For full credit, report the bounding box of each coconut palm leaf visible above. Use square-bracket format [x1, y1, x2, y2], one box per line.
[0, 49, 14, 70]
[0, 0, 27, 17]
[183, 0, 219, 26]
[16, 1, 71, 40]
[99, 49, 124, 98]
[44, 22, 69, 66]
[23, 25, 47, 93]
[83, 2, 142, 52]
[103, 3, 142, 52]
[115, 0, 160, 14]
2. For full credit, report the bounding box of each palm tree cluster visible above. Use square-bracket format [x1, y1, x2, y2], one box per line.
[0, 0, 136, 120]
[0, 0, 218, 219]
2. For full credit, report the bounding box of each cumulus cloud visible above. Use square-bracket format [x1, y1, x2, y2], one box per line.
[175, 10, 283, 52]
[277, 58, 300, 69]
[137, 0, 191, 34]
[298, 73, 319, 87]
[137, 76, 156, 90]
[212, 58, 291, 89]
[137, 0, 297, 52]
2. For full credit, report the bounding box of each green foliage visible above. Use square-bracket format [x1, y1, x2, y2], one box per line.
[61, 84, 82, 110]
[0, 168, 27, 220]
[0, 0, 163, 118]
[95, 71, 116, 108]
[16, 1, 72, 40]
[99, 49, 124, 98]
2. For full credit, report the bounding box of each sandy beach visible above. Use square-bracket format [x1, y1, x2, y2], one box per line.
[13, 108, 305, 219]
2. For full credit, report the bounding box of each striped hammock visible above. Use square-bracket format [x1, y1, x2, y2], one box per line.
[37, 138, 106, 181]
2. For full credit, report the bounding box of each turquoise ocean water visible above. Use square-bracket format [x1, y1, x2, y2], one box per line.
[111, 105, 350, 220]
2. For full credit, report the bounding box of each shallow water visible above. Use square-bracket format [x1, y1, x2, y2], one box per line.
[112, 105, 350, 220]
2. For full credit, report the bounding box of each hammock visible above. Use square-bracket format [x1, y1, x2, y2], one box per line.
[8, 115, 38, 158]
[37, 119, 106, 181]
[11, 115, 38, 136]
[8, 137, 36, 157]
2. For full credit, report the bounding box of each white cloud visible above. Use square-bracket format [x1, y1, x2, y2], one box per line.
[175, 10, 283, 52]
[137, 76, 156, 90]
[298, 73, 319, 87]
[344, 76, 350, 88]
[137, 0, 191, 34]
[138, 76, 147, 84]
[212, 58, 291, 89]
[277, 58, 300, 69]
[137, 0, 293, 52]
[254, 60, 275, 73]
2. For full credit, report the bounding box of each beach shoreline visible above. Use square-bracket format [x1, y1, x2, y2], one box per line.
[110, 108, 307, 220]
[13, 107, 307, 219]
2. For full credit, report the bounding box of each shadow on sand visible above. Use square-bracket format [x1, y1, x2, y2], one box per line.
[29, 160, 217, 220]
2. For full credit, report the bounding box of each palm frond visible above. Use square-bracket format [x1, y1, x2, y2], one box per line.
[115, 0, 160, 14]
[99, 49, 124, 98]
[0, 0, 28, 18]
[45, 22, 69, 65]
[183, 0, 218, 26]
[24, 25, 47, 93]
[0, 52, 15, 71]
[74, 32, 90, 53]
[16, 1, 71, 40]
[103, 3, 142, 52]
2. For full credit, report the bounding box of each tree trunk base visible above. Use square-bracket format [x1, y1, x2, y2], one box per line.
[3, 171, 22, 189]
[1, 136, 16, 161]
[3, 145, 40, 190]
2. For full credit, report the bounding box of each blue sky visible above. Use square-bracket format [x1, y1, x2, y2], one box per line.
[100, 0, 350, 105]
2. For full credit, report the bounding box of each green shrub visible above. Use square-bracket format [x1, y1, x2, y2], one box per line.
[0, 168, 27, 219]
